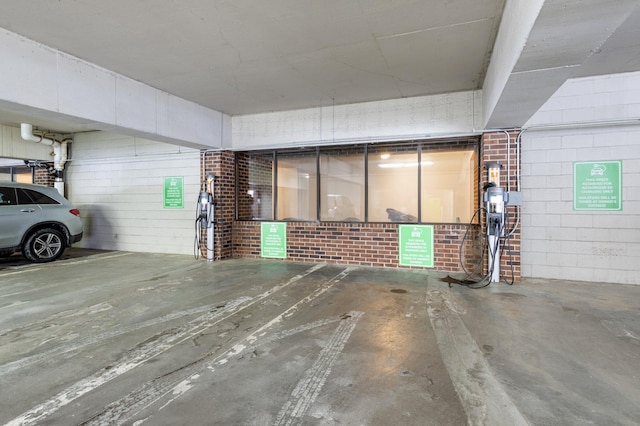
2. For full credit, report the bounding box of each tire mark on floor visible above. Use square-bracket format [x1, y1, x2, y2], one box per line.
[426, 289, 528, 426]
[273, 310, 364, 426]
[0, 302, 235, 377]
[82, 266, 355, 426]
[5, 263, 327, 426]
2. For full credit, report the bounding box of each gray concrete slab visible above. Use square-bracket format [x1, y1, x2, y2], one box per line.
[0, 251, 638, 425]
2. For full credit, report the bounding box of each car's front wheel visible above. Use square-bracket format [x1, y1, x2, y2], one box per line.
[23, 228, 65, 263]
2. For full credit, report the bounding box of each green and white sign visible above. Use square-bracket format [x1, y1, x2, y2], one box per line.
[398, 224, 434, 267]
[573, 161, 622, 211]
[261, 222, 287, 259]
[163, 176, 184, 208]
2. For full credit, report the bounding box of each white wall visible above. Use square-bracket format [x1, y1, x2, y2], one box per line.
[66, 132, 201, 255]
[521, 71, 640, 285]
[0, 124, 52, 161]
[232, 90, 482, 149]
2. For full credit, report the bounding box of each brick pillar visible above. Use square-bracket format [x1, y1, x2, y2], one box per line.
[201, 150, 235, 260]
[33, 166, 55, 187]
[481, 130, 521, 282]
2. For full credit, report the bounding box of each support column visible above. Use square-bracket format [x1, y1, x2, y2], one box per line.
[481, 131, 521, 282]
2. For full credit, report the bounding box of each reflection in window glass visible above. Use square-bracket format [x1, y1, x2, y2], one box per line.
[368, 144, 419, 222]
[237, 152, 274, 220]
[277, 150, 317, 221]
[15, 168, 33, 183]
[0, 164, 32, 183]
[421, 149, 476, 223]
[320, 146, 364, 221]
[235, 139, 479, 224]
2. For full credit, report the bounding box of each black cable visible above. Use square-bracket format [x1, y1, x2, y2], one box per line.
[194, 197, 206, 260]
[451, 207, 492, 289]
[501, 208, 515, 285]
[458, 207, 488, 279]
[194, 217, 202, 260]
[466, 220, 501, 289]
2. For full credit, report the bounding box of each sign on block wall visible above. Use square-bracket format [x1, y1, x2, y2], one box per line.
[163, 176, 184, 208]
[261, 222, 287, 259]
[398, 224, 434, 267]
[573, 161, 622, 211]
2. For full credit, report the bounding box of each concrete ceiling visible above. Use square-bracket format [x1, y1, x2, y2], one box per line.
[0, 0, 505, 118]
[0, 0, 639, 134]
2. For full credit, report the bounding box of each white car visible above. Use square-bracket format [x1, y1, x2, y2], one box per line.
[0, 182, 83, 262]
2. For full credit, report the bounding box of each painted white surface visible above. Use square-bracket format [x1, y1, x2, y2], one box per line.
[232, 91, 482, 149]
[0, 124, 52, 161]
[482, 0, 544, 127]
[0, 30, 225, 149]
[521, 72, 640, 285]
[66, 132, 200, 255]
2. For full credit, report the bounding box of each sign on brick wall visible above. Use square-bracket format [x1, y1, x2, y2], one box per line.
[398, 224, 434, 267]
[573, 161, 622, 211]
[163, 176, 184, 208]
[261, 222, 287, 259]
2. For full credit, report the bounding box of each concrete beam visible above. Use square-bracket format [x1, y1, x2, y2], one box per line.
[483, 0, 639, 129]
[0, 29, 228, 149]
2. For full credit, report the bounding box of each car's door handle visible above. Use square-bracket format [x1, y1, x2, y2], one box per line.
[20, 208, 36, 213]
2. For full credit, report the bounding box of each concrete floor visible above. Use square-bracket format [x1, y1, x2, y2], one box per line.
[0, 250, 638, 425]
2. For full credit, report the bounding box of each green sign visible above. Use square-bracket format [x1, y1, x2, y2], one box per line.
[399, 224, 434, 267]
[261, 222, 287, 259]
[573, 161, 622, 211]
[163, 176, 184, 208]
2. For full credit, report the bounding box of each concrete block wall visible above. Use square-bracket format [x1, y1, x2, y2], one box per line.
[522, 71, 640, 285]
[0, 124, 53, 161]
[66, 132, 201, 255]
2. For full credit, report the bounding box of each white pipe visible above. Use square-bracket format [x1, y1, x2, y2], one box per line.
[21, 123, 72, 197]
[59, 139, 70, 170]
[20, 123, 71, 172]
[21, 123, 55, 146]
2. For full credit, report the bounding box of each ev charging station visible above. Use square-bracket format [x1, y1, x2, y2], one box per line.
[196, 174, 216, 261]
[483, 163, 508, 282]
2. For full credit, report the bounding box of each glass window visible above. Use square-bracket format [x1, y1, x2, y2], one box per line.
[277, 150, 317, 221]
[368, 143, 419, 222]
[235, 138, 478, 224]
[421, 149, 477, 223]
[319, 146, 364, 222]
[14, 167, 33, 183]
[18, 188, 59, 205]
[237, 152, 274, 220]
[0, 162, 33, 183]
[0, 187, 17, 205]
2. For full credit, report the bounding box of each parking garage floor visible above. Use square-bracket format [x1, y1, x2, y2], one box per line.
[1, 250, 639, 426]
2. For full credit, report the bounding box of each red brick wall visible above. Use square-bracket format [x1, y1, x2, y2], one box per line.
[200, 132, 520, 281]
[33, 167, 54, 186]
[233, 221, 481, 271]
[201, 150, 235, 260]
[481, 130, 521, 281]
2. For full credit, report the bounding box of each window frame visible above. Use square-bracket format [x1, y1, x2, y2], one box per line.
[235, 138, 480, 224]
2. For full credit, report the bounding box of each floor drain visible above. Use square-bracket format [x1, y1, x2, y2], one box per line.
[390, 289, 407, 294]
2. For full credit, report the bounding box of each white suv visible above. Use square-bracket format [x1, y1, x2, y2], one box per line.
[0, 182, 83, 262]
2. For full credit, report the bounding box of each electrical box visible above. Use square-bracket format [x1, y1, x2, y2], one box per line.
[507, 191, 522, 206]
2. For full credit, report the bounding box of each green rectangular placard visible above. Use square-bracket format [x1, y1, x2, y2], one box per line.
[573, 161, 622, 211]
[163, 176, 184, 208]
[261, 222, 287, 259]
[399, 224, 434, 267]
